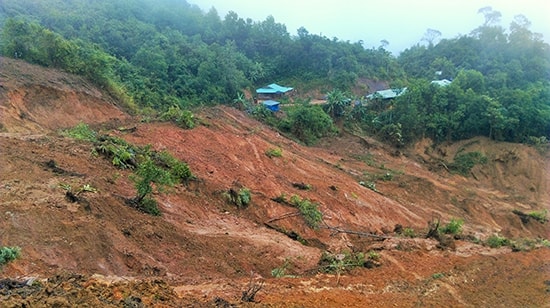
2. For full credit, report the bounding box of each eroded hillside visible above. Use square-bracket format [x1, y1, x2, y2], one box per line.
[1, 57, 549, 307]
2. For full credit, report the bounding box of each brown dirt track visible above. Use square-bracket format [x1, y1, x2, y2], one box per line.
[0, 57, 549, 307]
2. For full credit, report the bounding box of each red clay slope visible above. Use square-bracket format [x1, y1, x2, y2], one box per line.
[1, 57, 548, 307]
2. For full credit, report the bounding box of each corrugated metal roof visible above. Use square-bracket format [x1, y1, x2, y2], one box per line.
[256, 83, 293, 94]
[366, 88, 407, 99]
[431, 79, 452, 86]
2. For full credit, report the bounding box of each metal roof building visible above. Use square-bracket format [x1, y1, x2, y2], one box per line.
[256, 83, 293, 94]
[366, 88, 407, 100]
[430, 79, 452, 87]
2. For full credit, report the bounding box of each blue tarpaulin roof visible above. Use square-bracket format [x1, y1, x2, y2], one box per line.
[262, 100, 280, 111]
[256, 83, 293, 94]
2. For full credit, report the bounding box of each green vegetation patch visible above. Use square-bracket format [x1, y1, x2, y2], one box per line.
[289, 195, 323, 229]
[0, 246, 21, 267]
[62, 123, 193, 216]
[318, 251, 369, 274]
[449, 151, 487, 176]
[265, 147, 283, 158]
[160, 105, 196, 129]
[440, 218, 464, 235]
[61, 122, 97, 142]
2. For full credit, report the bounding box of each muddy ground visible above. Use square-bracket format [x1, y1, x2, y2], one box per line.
[0, 57, 549, 307]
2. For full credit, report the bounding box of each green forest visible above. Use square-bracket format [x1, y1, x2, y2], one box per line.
[1, 0, 549, 146]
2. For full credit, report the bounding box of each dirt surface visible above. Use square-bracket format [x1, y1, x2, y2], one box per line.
[1, 57, 549, 307]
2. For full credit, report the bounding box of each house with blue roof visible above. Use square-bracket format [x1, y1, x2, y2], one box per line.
[256, 83, 293, 99]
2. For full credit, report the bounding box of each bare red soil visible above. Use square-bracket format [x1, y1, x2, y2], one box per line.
[0, 57, 549, 307]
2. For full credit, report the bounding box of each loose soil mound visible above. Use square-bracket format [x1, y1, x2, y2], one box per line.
[0, 57, 548, 306]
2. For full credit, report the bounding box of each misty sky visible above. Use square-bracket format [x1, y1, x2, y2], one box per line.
[191, 0, 550, 55]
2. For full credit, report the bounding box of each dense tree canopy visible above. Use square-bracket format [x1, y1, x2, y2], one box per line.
[1, 1, 548, 145]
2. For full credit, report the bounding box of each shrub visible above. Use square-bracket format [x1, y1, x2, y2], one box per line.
[137, 197, 161, 216]
[130, 157, 174, 215]
[227, 187, 252, 208]
[95, 136, 137, 169]
[0, 246, 21, 267]
[238, 188, 252, 207]
[449, 151, 487, 176]
[281, 105, 337, 145]
[160, 105, 195, 129]
[528, 210, 548, 223]
[367, 251, 380, 261]
[61, 122, 97, 142]
[440, 218, 464, 235]
[156, 151, 193, 183]
[318, 251, 366, 274]
[290, 195, 323, 229]
[486, 235, 510, 248]
[402, 227, 416, 238]
[265, 147, 283, 158]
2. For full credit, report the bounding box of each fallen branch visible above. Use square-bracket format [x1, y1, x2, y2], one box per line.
[265, 211, 301, 224]
[321, 225, 391, 240]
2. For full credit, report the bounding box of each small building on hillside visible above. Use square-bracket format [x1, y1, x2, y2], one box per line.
[262, 100, 280, 112]
[256, 83, 293, 100]
[366, 87, 407, 100]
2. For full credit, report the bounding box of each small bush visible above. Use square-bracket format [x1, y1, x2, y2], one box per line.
[318, 251, 366, 274]
[486, 235, 510, 248]
[136, 197, 161, 216]
[130, 157, 175, 215]
[440, 218, 464, 235]
[290, 195, 323, 229]
[0, 246, 21, 266]
[449, 151, 487, 176]
[156, 151, 193, 183]
[265, 147, 283, 158]
[238, 188, 252, 207]
[62, 122, 97, 142]
[528, 210, 548, 223]
[227, 187, 252, 208]
[160, 105, 195, 129]
[402, 227, 416, 238]
[367, 251, 380, 261]
[95, 136, 137, 169]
